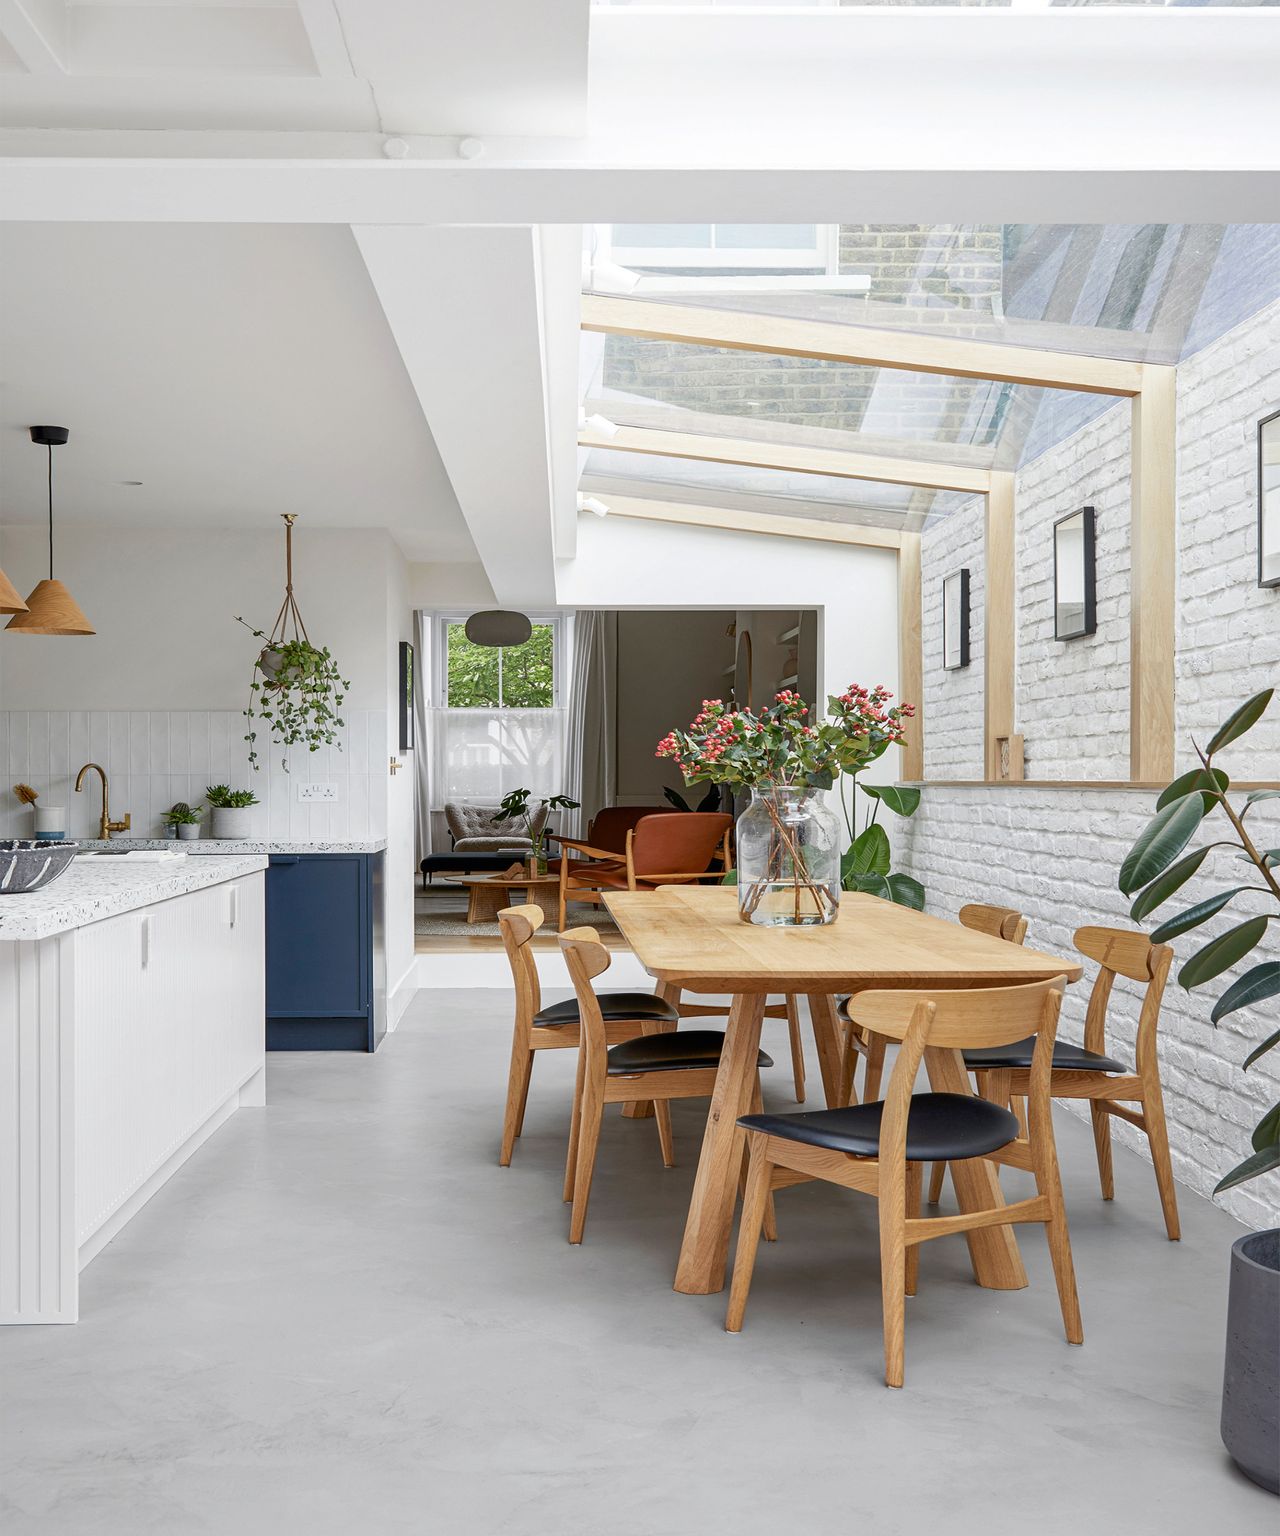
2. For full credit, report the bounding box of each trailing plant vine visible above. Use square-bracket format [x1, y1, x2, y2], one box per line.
[237, 619, 350, 772]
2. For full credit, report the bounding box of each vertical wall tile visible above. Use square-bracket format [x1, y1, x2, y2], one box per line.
[128, 712, 150, 774]
[148, 714, 170, 775]
[66, 712, 87, 779]
[169, 712, 189, 774]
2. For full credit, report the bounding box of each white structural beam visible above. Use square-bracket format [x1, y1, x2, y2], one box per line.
[1, 160, 1276, 227]
[355, 224, 558, 606]
[296, 0, 355, 79]
[0, 0, 67, 74]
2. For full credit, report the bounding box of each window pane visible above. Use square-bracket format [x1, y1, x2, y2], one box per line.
[613, 224, 713, 249]
[715, 224, 816, 251]
[446, 623, 502, 708]
[499, 625, 555, 708]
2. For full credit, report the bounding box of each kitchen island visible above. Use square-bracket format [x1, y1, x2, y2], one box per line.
[1, 853, 267, 1323]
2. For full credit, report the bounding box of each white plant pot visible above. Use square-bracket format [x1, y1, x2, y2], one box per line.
[210, 807, 253, 840]
[176, 822, 201, 841]
[33, 806, 66, 840]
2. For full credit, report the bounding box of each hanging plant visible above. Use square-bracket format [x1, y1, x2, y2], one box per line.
[237, 515, 350, 772]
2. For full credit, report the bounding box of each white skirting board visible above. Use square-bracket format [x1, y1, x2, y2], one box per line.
[411, 949, 653, 990]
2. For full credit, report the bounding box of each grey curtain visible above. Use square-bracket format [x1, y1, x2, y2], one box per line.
[564, 611, 617, 839]
[413, 608, 435, 860]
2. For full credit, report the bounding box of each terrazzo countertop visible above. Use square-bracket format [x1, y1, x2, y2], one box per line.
[0, 854, 269, 942]
[76, 838, 388, 855]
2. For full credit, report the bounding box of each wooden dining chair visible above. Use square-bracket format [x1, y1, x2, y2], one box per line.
[931, 925, 1180, 1240]
[838, 902, 1031, 1107]
[727, 977, 1083, 1388]
[497, 904, 679, 1166]
[559, 926, 775, 1243]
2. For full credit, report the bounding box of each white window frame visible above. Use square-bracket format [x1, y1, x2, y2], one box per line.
[599, 223, 839, 274]
[432, 611, 566, 710]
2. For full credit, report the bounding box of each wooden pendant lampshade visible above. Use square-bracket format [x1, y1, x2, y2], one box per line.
[0, 564, 28, 615]
[5, 426, 94, 636]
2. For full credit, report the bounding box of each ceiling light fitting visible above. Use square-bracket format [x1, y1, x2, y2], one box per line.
[464, 610, 532, 648]
[5, 426, 94, 636]
[577, 495, 610, 518]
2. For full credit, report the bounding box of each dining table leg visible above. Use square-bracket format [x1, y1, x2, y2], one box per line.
[925, 1044, 1028, 1291]
[805, 991, 847, 1108]
[622, 980, 682, 1120]
[673, 991, 767, 1295]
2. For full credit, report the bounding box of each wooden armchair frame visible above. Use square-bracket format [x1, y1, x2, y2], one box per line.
[557, 825, 733, 931]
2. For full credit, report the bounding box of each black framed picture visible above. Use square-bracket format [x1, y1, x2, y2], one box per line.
[398, 641, 415, 751]
[1054, 506, 1097, 640]
[1260, 408, 1280, 589]
[942, 568, 970, 670]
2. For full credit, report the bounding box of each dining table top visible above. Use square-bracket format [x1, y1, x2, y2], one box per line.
[604, 886, 1083, 993]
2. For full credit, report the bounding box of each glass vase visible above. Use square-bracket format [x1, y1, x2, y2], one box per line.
[736, 785, 840, 927]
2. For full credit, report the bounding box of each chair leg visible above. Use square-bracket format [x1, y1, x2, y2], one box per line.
[748, 1076, 778, 1242]
[1090, 1101, 1115, 1201]
[927, 1160, 946, 1205]
[726, 1133, 773, 1333]
[837, 1021, 857, 1107]
[1012, 1096, 1029, 1137]
[568, 1067, 606, 1245]
[1035, 1148, 1084, 1346]
[563, 1046, 586, 1204]
[499, 1042, 535, 1167]
[904, 1161, 922, 1298]
[786, 994, 806, 1104]
[880, 1163, 908, 1389]
[864, 1033, 887, 1102]
[654, 1100, 675, 1168]
[1142, 1082, 1182, 1241]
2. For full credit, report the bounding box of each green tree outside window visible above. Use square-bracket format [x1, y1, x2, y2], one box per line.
[446, 623, 555, 708]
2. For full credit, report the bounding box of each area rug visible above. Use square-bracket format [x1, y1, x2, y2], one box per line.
[414, 885, 618, 940]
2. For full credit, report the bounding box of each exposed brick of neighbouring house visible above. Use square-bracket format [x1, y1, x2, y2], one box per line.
[902, 293, 1280, 1230]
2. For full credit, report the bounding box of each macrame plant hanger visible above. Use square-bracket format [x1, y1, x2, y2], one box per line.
[266, 514, 311, 652]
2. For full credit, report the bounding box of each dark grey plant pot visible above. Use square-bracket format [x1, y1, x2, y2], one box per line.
[1222, 1228, 1279, 1495]
[0, 840, 80, 893]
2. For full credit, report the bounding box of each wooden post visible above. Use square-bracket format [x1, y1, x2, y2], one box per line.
[898, 532, 924, 781]
[1130, 366, 1177, 783]
[985, 473, 1016, 781]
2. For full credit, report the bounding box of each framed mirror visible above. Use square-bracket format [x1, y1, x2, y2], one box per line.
[1054, 506, 1097, 641]
[942, 568, 970, 670]
[1260, 409, 1280, 589]
[733, 628, 753, 710]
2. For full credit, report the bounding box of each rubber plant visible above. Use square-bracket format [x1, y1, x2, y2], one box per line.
[236, 515, 349, 772]
[1118, 687, 1279, 1193]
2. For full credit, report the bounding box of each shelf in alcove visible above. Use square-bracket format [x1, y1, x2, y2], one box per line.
[777, 674, 799, 689]
[776, 624, 801, 645]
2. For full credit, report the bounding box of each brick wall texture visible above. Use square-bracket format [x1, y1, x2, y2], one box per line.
[902, 293, 1280, 1229]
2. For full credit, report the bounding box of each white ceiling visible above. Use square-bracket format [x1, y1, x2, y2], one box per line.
[0, 220, 478, 561]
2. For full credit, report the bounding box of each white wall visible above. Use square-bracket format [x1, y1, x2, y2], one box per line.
[906, 294, 1280, 1230]
[384, 542, 417, 1022]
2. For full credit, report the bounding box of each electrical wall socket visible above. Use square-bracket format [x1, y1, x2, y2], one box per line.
[297, 782, 338, 803]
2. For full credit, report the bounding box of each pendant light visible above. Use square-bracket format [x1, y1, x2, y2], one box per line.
[464, 610, 533, 648]
[0, 564, 26, 615]
[6, 426, 94, 636]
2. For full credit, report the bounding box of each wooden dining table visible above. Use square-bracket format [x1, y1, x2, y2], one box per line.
[604, 886, 1083, 1297]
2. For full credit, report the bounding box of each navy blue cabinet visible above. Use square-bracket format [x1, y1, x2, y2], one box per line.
[265, 852, 386, 1052]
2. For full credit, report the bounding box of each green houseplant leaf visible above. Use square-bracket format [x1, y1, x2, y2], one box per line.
[1149, 887, 1255, 944]
[1156, 766, 1228, 814]
[1205, 688, 1274, 756]
[1244, 1025, 1280, 1071]
[860, 784, 921, 817]
[1179, 915, 1270, 991]
[1211, 962, 1280, 1025]
[1129, 846, 1211, 922]
[1215, 1141, 1280, 1195]
[845, 822, 891, 880]
[1118, 793, 1206, 895]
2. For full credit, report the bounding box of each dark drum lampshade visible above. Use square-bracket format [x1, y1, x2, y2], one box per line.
[464, 610, 532, 648]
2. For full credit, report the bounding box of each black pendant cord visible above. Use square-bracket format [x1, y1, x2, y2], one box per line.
[46, 443, 54, 581]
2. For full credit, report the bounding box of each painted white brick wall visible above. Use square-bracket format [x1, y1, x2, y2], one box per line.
[922, 497, 985, 779]
[0, 708, 388, 843]
[909, 294, 1280, 1230]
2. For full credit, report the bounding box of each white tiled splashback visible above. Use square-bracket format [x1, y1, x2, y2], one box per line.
[0, 710, 389, 842]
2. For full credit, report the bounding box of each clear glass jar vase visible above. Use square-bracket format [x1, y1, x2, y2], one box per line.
[736, 785, 841, 927]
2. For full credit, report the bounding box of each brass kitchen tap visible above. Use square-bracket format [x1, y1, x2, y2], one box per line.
[75, 763, 131, 840]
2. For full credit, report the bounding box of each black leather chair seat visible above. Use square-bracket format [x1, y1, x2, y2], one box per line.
[963, 1038, 1127, 1074]
[607, 1029, 774, 1077]
[738, 1093, 1019, 1162]
[533, 992, 680, 1028]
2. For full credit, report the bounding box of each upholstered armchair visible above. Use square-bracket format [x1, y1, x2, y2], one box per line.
[557, 811, 733, 930]
[445, 800, 549, 854]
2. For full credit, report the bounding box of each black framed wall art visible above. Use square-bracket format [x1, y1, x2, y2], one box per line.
[1053, 506, 1097, 640]
[942, 568, 970, 670]
[1260, 408, 1279, 589]
[399, 640, 415, 751]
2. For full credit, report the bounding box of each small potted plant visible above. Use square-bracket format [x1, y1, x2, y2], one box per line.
[493, 788, 580, 875]
[164, 802, 203, 841]
[205, 785, 259, 840]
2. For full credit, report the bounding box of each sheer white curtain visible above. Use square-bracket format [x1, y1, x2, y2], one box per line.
[413, 609, 434, 859]
[564, 610, 617, 838]
[428, 707, 567, 808]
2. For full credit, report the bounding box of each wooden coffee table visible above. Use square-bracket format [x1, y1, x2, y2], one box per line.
[446, 867, 561, 925]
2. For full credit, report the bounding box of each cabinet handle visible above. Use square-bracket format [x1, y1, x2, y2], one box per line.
[273, 857, 300, 866]
[140, 913, 151, 969]
[228, 884, 239, 928]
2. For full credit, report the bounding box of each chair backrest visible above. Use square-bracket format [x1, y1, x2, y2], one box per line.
[498, 903, 545, 1026]
[559, 926, 613, 1061]
[854, 978, 1067, 1167]
[587, 805, 674, 854]
[628, 812, 734, 879]
[1073, 925, 1173, 1074]
[959, 902, 1029, 945]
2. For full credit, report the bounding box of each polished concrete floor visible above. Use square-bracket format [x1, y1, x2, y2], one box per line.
[2, 989, 1272, 1536]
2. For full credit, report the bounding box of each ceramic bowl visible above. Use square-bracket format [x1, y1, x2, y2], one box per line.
[0, 839, 80, 894]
